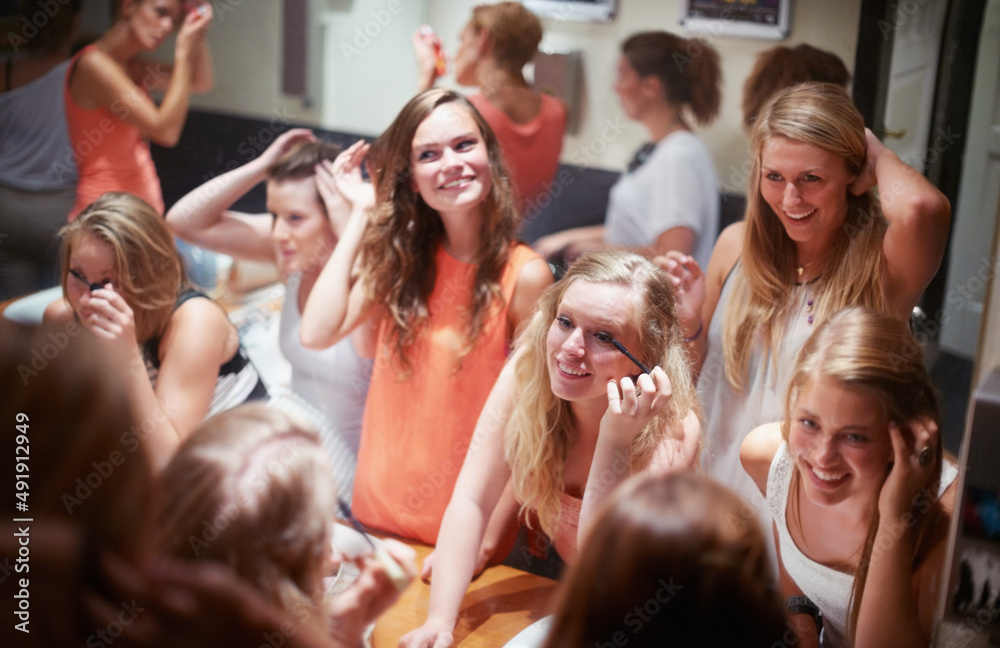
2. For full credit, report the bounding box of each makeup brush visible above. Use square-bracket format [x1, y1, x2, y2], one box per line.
[337, 499, 410, 591]
[610, 338, 652, 374]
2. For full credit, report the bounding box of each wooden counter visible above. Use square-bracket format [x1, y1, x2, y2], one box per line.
[373, 543, 558, 647]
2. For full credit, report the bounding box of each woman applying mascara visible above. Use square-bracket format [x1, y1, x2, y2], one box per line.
[401, 249, 700, 648]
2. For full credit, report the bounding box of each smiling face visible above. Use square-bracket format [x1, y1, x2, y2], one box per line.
[410, 102, 492, 218]
[124, 0, 180, 51]
[788, 376, 893, 508]
[546, 281, 643, 405]
[759, 137, 857, 256]
[266, 177, 336, 275]
[66, 233, 119, 321]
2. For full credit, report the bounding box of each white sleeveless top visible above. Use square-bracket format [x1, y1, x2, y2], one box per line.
[278, 272, 372, 456]
[768, 441, 959, 647]
[697, 262, 818, 571]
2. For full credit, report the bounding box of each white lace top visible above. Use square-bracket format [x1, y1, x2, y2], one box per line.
[768, 441, 959, 648]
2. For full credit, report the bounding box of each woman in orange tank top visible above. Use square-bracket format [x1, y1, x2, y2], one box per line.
[65, 0, 214, 219]
[300, 89, 553, 561]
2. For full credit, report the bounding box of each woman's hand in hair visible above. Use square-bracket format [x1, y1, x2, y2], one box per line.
[849, 128, 883, 197]
[655, 252, 705, 339]
[879, 417, 939, 522]
[602, 366, 673, 444]
[260, 128, 316, 170]
[317, 140, 374, 238]
[175, 1, 213, 61]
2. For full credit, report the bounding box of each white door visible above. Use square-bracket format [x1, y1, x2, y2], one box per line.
[880, 0, 950, 171]
[939, 0, 1000, 359]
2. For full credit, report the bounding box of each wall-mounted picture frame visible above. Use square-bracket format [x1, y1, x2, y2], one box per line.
[523, 0, 618, 24]
[680, 0, 792, 41]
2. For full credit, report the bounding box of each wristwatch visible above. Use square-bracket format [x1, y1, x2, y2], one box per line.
[785, 595, 823, 634]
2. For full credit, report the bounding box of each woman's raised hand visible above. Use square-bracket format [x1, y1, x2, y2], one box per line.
[176, 2, 213, 59]
[655, 252, 705, 337]
[79, 284, 138, 351]
[316, 140, 373, 236]
[603, 366, 672, 443]
[879, 417, 939, 521]
[849, 128, 883, 197]
[259, 128, 316, 169]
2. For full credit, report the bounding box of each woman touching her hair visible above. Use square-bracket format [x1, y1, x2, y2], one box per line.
[741, 308, 958, 647]
[300, 89, 553, 552]
[662, 82, 951, 548]
[65, 0, 214, 219]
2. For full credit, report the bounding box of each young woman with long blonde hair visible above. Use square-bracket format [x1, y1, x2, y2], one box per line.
[401, 250, 700, 648]
[664, 82, 950, 545]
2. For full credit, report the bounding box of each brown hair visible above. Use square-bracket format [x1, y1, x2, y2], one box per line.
[1, 319, 150, 647]
[542, 472, 786, 648]
[59, 192, 189, 343]
[470, 2, 543, 74]
[361, 88, 518, 373]
[155, 404, 338, 622]
[505, 249, 700, 538]
[742, 44, 850, 130]
[723, 82, 886, 389]
[782, 307, 944, 641]
[621, 31, 722, 127]
[266, 139, 343, 183]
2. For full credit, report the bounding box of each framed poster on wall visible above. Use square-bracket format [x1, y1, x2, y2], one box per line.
[523, 0, 618, 23]
[680, 0, 792, 40]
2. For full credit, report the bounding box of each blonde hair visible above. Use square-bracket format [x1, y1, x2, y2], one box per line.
[155, 404, 338, 622]
[59, 192, 188, 343]
[542, 472, 785, 647]
[361, 89, 518, 373]
[470, 2, 543, 74]
[505, 250, 699, 538]
[723, 82, 887, 389]
[782, 308, 944, 642]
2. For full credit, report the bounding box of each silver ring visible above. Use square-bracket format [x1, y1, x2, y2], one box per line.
[918, 446, 932, 467]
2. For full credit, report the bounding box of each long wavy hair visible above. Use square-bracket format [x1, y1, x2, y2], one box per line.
[542, 472, 786, 648]
[782, 307, 945, 642]
[155, 404, 338, 623]
[723, 82, 888, 389]
[505, 250, 699, 538]
[361, 89, 519, 372]
[59, 192, 188, 343]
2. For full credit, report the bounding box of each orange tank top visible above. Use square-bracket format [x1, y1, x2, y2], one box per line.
[352, 243, 540, 545]
[64, 45, 164, 219]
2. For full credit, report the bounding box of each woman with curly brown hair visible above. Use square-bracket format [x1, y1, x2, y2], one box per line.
[300, 88, 553, 549]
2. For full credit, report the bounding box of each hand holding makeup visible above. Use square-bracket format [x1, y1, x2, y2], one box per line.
[79, 283, 137, 347]
[602, 366, 672, 443]
[879, 417, 938, 521]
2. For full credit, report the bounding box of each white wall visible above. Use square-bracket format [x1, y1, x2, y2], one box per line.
[187, 0, 862, 193]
